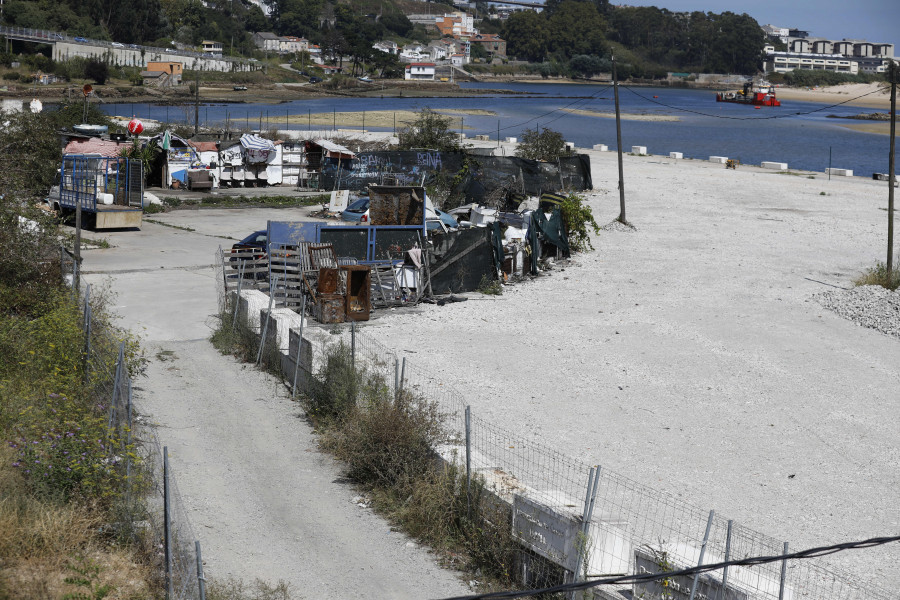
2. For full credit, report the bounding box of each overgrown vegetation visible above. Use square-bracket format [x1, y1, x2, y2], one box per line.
[0, 105, 155, 598]
[145, 194, 329, 213]
[397, 107, 466, 153]
[515, 127, 570, 163]
[307, 343, 528, 591]
[769, 69, 886, 88]
[854, 261, 900, 291]
[559, 192, 601, 252]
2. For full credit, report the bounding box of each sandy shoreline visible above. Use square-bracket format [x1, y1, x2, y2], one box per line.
[563, 107, 680, 121]
[774, 82, 891, 109]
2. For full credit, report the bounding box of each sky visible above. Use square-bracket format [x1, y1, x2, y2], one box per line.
[617, 0, 900, 48]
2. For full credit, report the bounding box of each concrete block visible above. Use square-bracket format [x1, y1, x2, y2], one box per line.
[826, 168, 853, 177]
[709, 156, 728, 164]
[474, 134, 490, 141]
[761, 161, 788, 170]
[592, 144, 608, 151]
[237, 289, 269, 331]
[631, 146, 648, 155]
[669, 152, 683, 159]
[285, 328, 315, 393]
[564, 142, 575, 152]
[505, 137, 517, 144]
[264, 307, 306, 353]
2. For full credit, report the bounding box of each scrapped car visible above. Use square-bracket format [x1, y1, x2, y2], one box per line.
[232, 230, 268, 256]
[341, 197, 370, 223]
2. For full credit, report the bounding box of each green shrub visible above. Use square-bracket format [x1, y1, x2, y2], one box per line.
[559, 192, 600, 252]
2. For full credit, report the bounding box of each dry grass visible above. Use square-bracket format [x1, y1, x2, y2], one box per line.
[854, 261, 900, 291]
[0, 444, 154, 600]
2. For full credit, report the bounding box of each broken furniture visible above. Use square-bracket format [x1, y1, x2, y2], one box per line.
[187, 170, 214, 191]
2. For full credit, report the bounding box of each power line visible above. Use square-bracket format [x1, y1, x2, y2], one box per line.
[622, 83, 889, 121]
[436, 534, 900, 600]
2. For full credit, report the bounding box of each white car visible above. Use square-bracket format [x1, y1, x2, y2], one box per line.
[111, 42, 124, 48]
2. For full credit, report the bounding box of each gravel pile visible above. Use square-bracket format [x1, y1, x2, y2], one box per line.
[600, 219, 638, 233]
[815, 285, 900, 338]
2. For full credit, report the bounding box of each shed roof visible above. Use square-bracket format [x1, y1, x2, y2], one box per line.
[63, 137, 133, 157]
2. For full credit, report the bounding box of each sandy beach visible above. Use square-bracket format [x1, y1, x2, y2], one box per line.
[775, 82, 891, 109]
[563, 107, 681, 121]
[365, 141, 900, 593]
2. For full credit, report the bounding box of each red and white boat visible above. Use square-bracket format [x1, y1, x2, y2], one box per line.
[716, 82, 781, 107]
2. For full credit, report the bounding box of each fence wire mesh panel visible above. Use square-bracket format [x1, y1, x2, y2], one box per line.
[62, 247, 201, 600]
[322, 327, 892, 600]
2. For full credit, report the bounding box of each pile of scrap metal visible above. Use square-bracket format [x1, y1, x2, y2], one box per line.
[446, 191, 571, 280]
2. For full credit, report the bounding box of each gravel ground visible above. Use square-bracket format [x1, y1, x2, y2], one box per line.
[816, 285, 900, 338]
[366, 151, 900, 592]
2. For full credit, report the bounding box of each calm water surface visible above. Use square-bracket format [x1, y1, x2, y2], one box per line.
[102, 82, 896, 176]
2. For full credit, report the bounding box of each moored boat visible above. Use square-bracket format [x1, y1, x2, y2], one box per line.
[716, 82, 781, 107]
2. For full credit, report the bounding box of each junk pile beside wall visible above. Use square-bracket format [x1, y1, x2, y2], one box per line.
[230, 186, 574, 325]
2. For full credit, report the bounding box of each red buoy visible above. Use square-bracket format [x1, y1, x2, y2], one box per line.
[127, 118, 144, 135]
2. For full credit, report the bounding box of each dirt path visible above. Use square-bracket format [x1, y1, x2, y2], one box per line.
[81, 211, 470, 598]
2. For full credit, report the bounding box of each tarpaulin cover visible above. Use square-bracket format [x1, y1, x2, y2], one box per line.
[320, 151, 592, 201]
[241, 134, 276, 164]
[529, 208, 570, 274]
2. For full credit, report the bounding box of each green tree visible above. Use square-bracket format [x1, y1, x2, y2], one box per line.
[515, 127, 568, 162]
[84, 59, 110, 84]
[547, 1, 606, 59]
[397, 108, 463, 152]
[502, 10, 548, 62]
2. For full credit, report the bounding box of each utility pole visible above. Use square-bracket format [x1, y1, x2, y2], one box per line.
[612, 55, 628, 225]
[193, 63, 200, 137]
[887, 60, 896, 275]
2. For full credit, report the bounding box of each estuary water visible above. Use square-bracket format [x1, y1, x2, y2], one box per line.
[102, 81, 896, 177]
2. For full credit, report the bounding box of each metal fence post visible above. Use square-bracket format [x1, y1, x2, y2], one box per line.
[231, 259, 246, 334]
[351, 321, 356, 371]
[719, 520, 733, 600]
[778, 542, 789, 600]
[399, 356, 406, 397]
[195, 540, 207, 600]
[163, 447, 173, 600]
[394, 356, 399, 402]
[256, 277, 279, 366]
[291, 294, 307, 399]
[82, 284, 91, 385]
[108, 341, 125, 432]
[126, 380, 133, 494]
[465, 405, 471, 517]
[689, 510, 715, 600]
[572, 466, 600, 596]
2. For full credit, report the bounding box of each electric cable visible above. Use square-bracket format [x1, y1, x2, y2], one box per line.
[622, 83, 889, 120]
[436, 534, 900, 600]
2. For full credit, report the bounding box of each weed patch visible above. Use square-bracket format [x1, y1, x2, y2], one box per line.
[854, 261, 900, 291]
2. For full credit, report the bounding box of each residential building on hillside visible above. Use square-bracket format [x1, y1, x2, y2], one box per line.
[405, 63, 436, 80]
[201, 41, 223, 57]
[252, 32, 281, 52]
[764, 51, 858, 74]
[280, 36, 309, 54]
[435, 12, 476, 37]
[373, 41, 399, 55]
[468, 33, 506, 57]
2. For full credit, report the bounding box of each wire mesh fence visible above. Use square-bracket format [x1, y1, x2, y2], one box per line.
[288, 316, 892, 600]
[62, 246, 203, 600]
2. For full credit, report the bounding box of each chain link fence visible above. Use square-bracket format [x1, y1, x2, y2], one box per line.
[62, 247, 204, 600]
